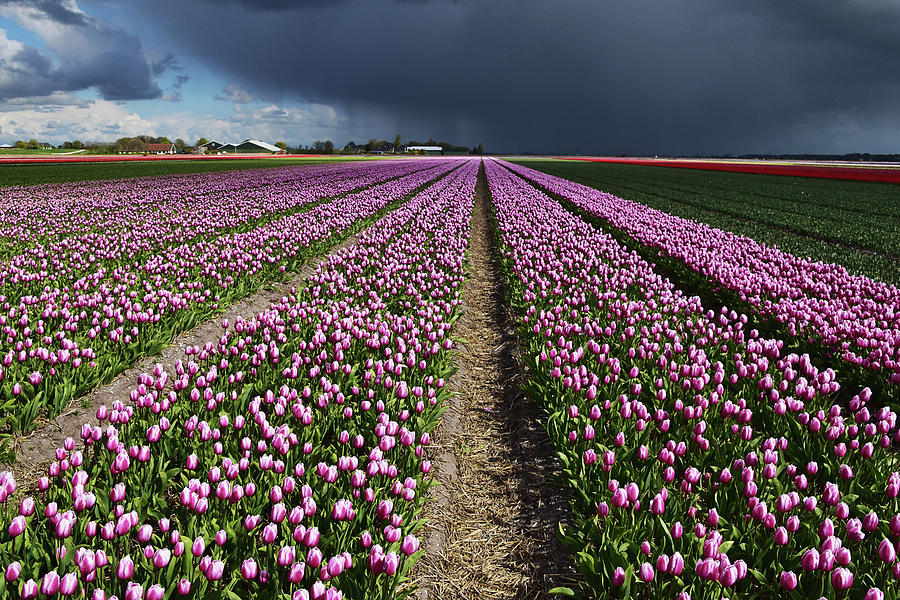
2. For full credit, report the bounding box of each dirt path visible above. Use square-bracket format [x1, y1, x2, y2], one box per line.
[411, 162, 578, 599]
[3, 236, 357, 487]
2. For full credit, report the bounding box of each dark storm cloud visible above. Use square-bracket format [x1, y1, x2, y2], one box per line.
[0, 0, 167, 101]
[134, 0, 900, 153]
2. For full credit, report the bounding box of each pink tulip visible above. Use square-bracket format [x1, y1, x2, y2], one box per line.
[40, 570, 60, 596]
[831, 567, 853, 590]
[206, 560, 225, 581]
[116, 555, 135, 581]
[5, 562, 21, 583]
[879, 538, 897, 563]
[59, 572, 78, 596]
[147, 585, 164, 600]
[780, 571, 798, 590]
[242, 558, 258, 580]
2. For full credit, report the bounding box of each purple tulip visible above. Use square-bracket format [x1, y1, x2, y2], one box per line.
[8, 516, 26, 537]
[21, 579, 38, 599]
[191, 536, 206, 557]
[152, 548, 171, 569]
[879, 538, 896, 563]
[669, 552, 684, 576]
[802, 548, 820, 571]
[117, 555, 135, 580]
[780, 571, 798, 590]
[59, 572, 78, 596]
[40, 570, 60, 596]
[206, 560, 225, 581]
[831, 567, 853, 590]
[277, 546, 296, 567]
[401, 534, 420, 556]
[19, 497, 34, 517]
[262, 523, 278, 545]
[146, 585, 164, 600]
[125, 583, 144, 600]
[5, 562, 21, 583]
[241, 558, 258, 580]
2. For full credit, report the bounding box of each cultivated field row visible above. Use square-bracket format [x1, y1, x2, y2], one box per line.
[518, 160, 900, 287]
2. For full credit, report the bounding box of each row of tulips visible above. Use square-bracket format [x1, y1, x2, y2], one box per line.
[0, 158, 478, 599]
[501, 161, 900, 388]
[0, 161, 427, 258]
[485, 158, 900, 599]
[0, 159, 458, 435]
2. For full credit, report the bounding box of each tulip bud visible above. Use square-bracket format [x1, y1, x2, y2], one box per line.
[880, 538, 897, 563]
[780, 571, 798, 590]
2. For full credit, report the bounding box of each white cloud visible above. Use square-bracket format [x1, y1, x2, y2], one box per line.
[0, 99, 157, 142]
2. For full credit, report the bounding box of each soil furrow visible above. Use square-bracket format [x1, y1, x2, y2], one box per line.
[411, 161, 578, 599]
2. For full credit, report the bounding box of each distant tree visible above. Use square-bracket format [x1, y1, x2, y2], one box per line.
[13, 140, 26, 149]
[156, 136, 172, 144]
[394, 134, 402, 152]
[275, 141, 288, 151]
[174, 138, 187, 152]
[477, 142, 484, 155]
[116, 137, 147, 153]
[312, 140, 334, 154]
[71, 140, 83, 149]
[27, 138, 39, 149]
[195, 137, 209, 147]
[425, 138, 438, 147]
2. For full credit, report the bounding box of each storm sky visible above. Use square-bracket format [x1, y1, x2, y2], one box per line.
[1, 0, 899, 154]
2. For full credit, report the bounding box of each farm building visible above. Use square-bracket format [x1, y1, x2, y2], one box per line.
[406, 145, 444, 155]
[197, 141, 225, 154]
[218, 139, 285, 154]
[147, 143, 176, 154]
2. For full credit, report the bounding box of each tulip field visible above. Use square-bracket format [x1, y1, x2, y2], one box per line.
[0, 159, 454, 435]
[0, 156, 899, 599]
[502, 162, 900, 389]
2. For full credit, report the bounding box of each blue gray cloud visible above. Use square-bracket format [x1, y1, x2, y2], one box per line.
[0, 0, 172, 101]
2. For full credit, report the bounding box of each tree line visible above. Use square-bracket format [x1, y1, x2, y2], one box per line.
[5, 134, 485, 155]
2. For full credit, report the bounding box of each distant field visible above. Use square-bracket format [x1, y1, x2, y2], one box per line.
[558, 155, 900, 183]
[512, 159, 900, 285]
[0, 148, 86, 155]
[0, 155, 356, 186]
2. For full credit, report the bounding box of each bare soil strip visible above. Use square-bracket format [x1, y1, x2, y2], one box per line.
[3, 236, 357, 487]
[411, 163, 578, 599]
